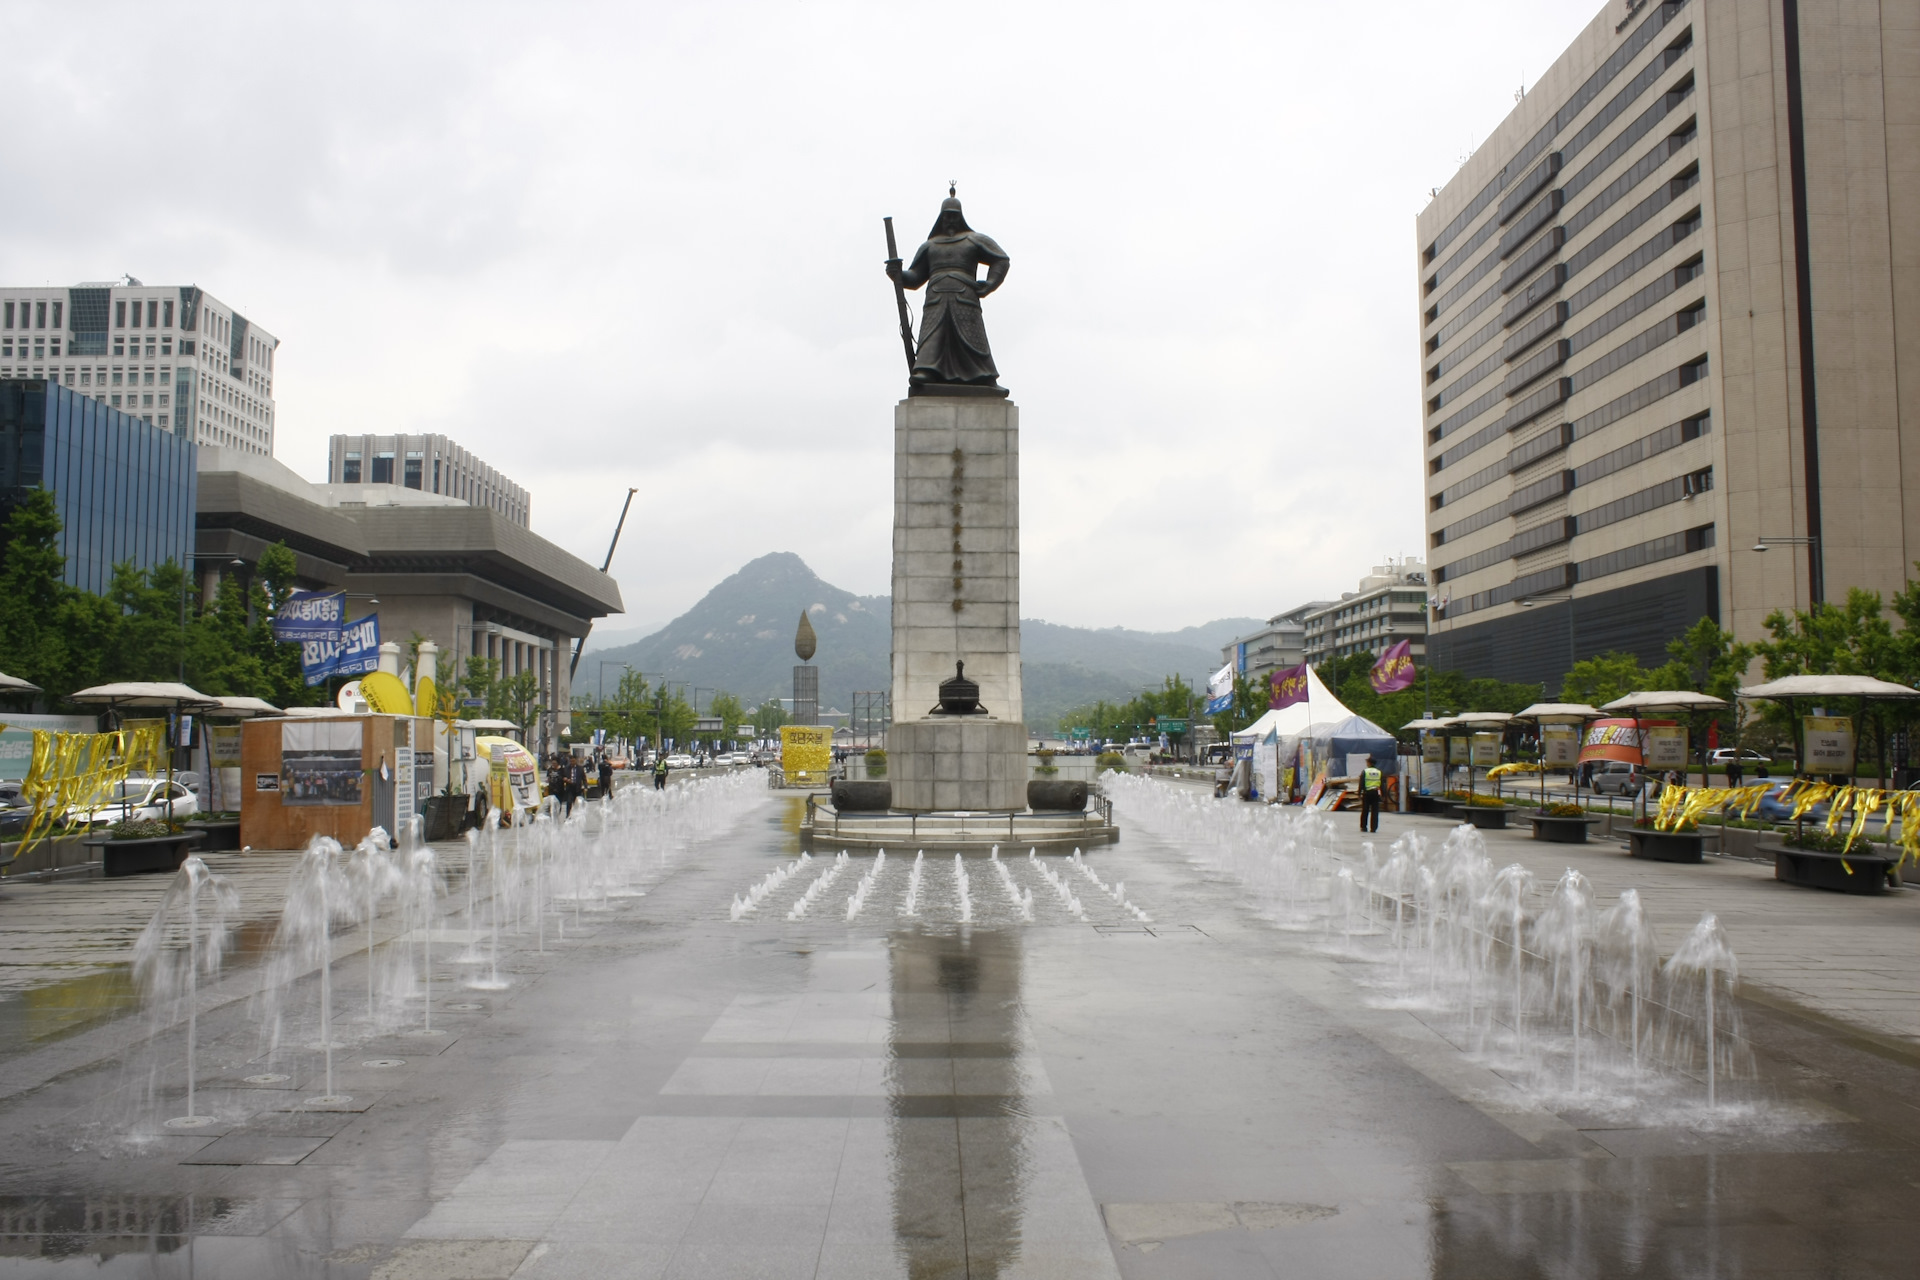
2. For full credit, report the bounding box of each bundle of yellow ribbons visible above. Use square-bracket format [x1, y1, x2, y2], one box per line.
[7, 724, 168, 853]
[1652, 777, 1920, 869]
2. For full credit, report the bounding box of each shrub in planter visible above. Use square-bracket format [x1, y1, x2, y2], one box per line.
[1095, 751, 1127, 772]
[1634, 817, 1698, 833]
[1781, 827, 1885, 855]
[108, 817, 183, 840]
[1543, 802, 1585, 817]
[1034, 748, 1058, 777]
[864, 748, 888, 780]
[1445, 791, 1510, 808]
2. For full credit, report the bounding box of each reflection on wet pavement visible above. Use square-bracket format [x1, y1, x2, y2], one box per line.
[0, 781, 1916, 1277]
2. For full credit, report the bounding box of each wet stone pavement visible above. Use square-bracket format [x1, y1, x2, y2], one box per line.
[0, 777, 1916, 1277]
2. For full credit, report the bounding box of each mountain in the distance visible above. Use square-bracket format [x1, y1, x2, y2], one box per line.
[579, 553, 1257, 730]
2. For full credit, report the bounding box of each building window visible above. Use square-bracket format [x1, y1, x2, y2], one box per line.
[36, 301, 48, 329]
[146, 300, 158, 327]
[371, 452, 394, 484]
[142, 394, 153, 407]
[80, 369, 91, 386]
[158, 394, 170, 407]
[111, 394, 121, 407]
[343, 452, 362, 483]
[2, 301, 11, 328]
[112, 368, 122, 385]
[159, 415, 168, 427]
[163, 300, 173, 328]
[114, 300, 126, 328]
[404, 452, 423, 489]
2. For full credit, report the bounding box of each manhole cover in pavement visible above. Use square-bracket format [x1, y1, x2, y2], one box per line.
[243, 1073, 290, 1084]
[444, 1002, 484, 1011]
[362, 1059, 407, 1068]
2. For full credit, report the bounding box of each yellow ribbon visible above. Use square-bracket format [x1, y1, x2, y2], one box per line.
[13, 724, 167, 853]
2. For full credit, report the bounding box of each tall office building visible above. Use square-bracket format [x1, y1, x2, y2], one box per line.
[326, 433, 531, 527]
[0, 278, 278, 456]
[1418, 0, 1920, 690]
[1302, 561, 1430, 669]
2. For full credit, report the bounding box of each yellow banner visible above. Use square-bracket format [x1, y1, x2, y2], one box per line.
[781, 725, 832, 786]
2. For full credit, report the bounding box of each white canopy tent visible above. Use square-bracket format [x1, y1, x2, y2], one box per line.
[1229, 666, 1356, 745]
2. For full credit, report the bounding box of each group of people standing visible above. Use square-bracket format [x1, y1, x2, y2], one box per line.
[545, 751, 617, 816]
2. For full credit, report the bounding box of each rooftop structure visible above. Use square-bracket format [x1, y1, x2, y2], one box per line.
[327, 433, 529, 527]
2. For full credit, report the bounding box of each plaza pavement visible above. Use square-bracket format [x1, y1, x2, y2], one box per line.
[0, 786, 1913, 1277]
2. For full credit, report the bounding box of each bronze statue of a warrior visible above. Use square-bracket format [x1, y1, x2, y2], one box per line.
[884, 189, 1011, 387]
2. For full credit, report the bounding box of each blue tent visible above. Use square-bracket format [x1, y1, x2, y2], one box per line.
[1311, 714, 1399, 777]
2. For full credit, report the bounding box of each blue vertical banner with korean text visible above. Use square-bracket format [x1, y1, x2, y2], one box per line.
[302, 615, 381, 685]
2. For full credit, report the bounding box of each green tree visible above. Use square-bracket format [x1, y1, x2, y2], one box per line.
[752, 699, 790, 737]
[1314, 654, 1538, 735]
[1559, 651, 1660, 708]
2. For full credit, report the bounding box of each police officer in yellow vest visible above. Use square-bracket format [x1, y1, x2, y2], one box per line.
[1359, 755, 1384, 833]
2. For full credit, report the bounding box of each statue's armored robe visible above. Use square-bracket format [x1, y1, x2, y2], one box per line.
[898, 231, 1009, 385]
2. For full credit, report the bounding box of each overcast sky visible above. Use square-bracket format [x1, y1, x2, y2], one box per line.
[5, 0, 1608, 633]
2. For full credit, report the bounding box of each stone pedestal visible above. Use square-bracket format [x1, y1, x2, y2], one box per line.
[888, 393, 1027, 809]
[889, 718, 1028, 812]
[891, 395, 1022, 723]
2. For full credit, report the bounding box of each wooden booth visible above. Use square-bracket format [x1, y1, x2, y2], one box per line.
[241, 713, 434, 849]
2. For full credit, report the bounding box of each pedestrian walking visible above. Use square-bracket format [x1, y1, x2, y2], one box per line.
[567, 758, 588, 816]
[1725, 755, 1744, 789]
[1358, 755, 1383, 833]
[653, 752, 669, 791]
[598, 753, 613, 801]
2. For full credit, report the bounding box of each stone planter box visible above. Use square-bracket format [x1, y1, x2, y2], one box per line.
[1528, 814, 1600, 843]
[183, 819, 241, 852]
[1627, 828, 1705, 863]
[1457, 804, 1511, 830]
[1409, 793, 1446, 815]
[1761, 842, 1897, 895]
[83, 831, 205, 878]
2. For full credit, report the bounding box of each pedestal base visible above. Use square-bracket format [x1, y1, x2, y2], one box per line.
[889, 718, 1028, 812]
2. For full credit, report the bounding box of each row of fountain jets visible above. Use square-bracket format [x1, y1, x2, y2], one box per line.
[730, 846, 1155, 926]
[1103, 774, 1748, 1113]
[130, 772, 767, 1129]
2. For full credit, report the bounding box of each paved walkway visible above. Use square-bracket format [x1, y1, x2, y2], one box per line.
[0, 788, 1913, 1277]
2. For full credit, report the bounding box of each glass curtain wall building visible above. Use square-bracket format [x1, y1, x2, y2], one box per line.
[0, 378, 196, 594]
[1416, 0, 1920, 689]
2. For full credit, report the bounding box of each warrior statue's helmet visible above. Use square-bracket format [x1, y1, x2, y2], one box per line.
[930, 184, 972, 237]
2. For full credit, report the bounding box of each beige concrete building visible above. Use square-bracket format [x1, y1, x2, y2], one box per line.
[1418, 0, 1919, 689]
[1302, 561, 1431, 669]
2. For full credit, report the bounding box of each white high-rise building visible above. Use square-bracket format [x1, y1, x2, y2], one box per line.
[0, 277, 278, 455]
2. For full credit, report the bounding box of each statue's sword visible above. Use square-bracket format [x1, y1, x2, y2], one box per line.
[883, 216, 916, 374]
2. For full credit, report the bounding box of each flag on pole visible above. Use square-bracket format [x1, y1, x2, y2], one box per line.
[1204, 661, 1234, 715]
[1270, 665, 1309, 710]
[1369, 640, 1417, 694]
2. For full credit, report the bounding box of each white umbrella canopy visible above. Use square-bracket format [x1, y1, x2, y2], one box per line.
[67, 682, 221, 710]
[0, 671, 42, 694]
[1600, 690, 1728, 713]
[1740, 674, 1920, 700]
[1400, 717, 1457, 731]
[207, 695, 281, 718]
[1516, 702, 1602, 722]
[1451, 710, 1518, 726]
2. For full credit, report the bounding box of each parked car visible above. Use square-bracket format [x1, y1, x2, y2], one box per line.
[666, 753, 695, 769]
[1589, 760, 1649, 796]
[1708, 749, 1771, 766]
[66, 777, 199, 828]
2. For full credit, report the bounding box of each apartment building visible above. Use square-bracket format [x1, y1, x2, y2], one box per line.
[1301, 561, 1430, 668]
[1223, 601, 1333, 684]
[326, 433, 530, 527]
[1417, 0, 1920, 690]
[0, 278, 277, 455]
